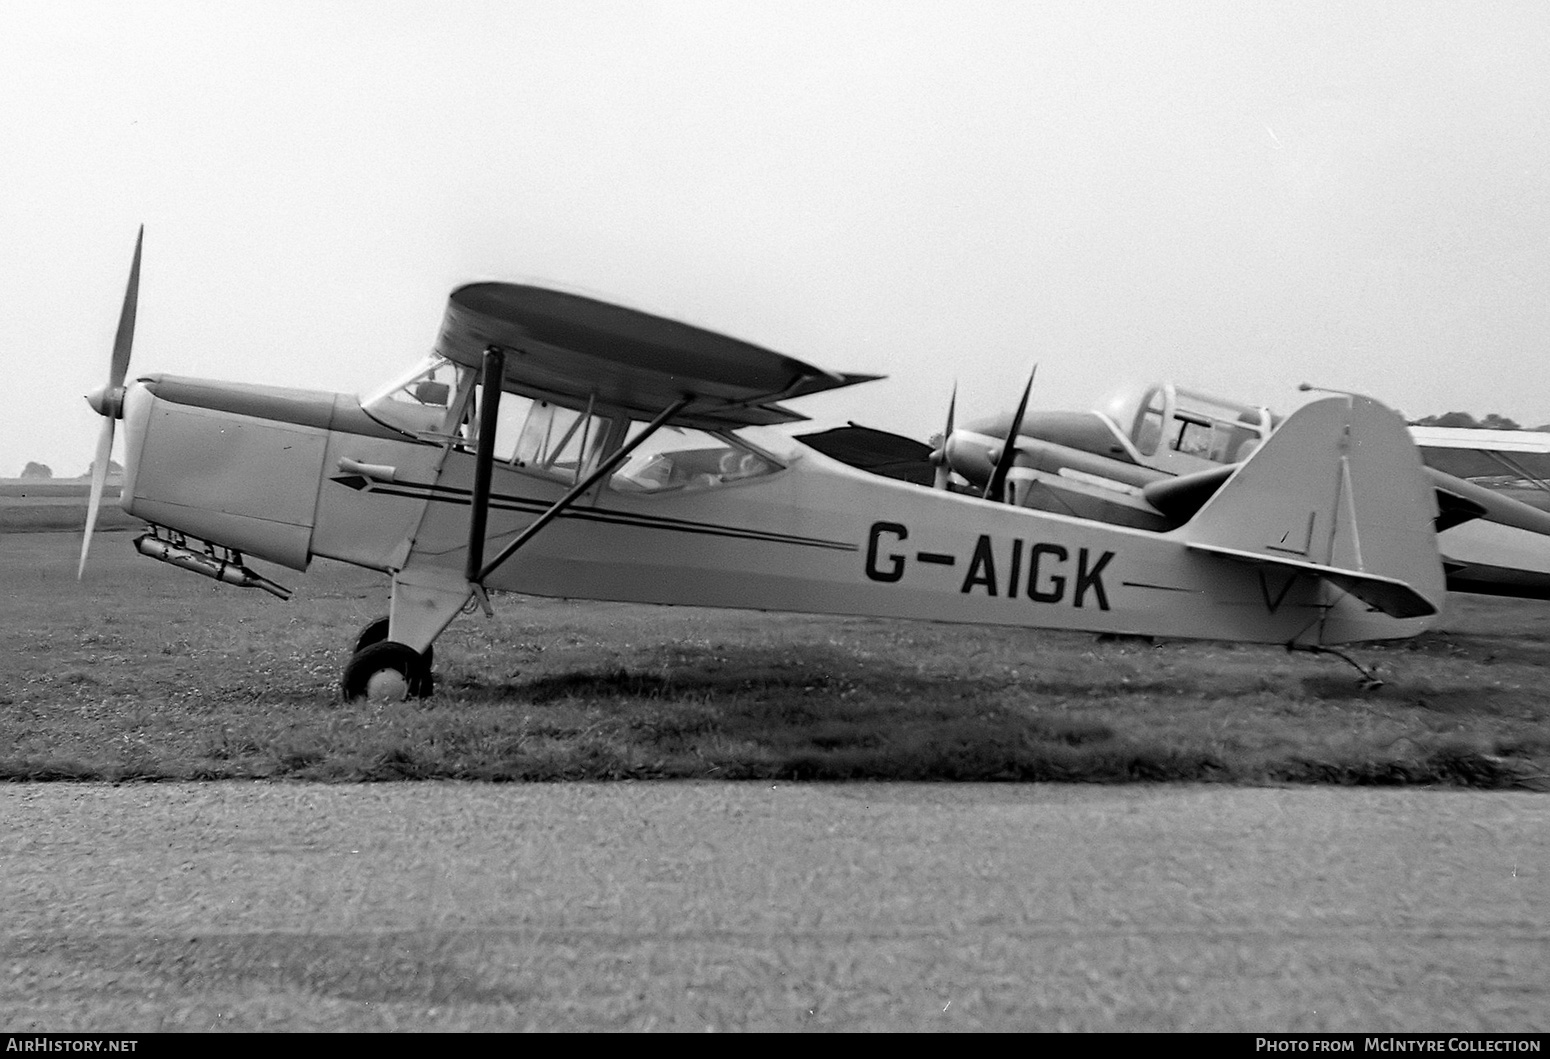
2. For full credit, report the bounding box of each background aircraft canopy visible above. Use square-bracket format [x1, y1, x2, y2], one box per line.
[1100, 382, 1276, 464]
[435, 283, 879, 429]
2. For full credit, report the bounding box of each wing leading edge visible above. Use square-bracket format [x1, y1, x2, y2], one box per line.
[435, 282, 881, 428]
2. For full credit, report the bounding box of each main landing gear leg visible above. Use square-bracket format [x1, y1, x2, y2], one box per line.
[340, 567, 472, 701]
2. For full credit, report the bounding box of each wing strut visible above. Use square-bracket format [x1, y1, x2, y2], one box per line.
[472, 387, 692, 585]
[464, 347, 506, 583]
[1481, 449, 1550, 497]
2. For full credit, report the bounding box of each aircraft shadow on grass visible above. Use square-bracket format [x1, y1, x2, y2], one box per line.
[466, 640, 1170, 705]
[449, 631, 1547, 731]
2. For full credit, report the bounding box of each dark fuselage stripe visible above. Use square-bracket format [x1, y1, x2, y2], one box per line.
[342, 477, 857, 552]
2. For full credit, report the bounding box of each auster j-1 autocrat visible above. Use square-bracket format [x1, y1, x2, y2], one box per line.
[79, 230, 1446, 700]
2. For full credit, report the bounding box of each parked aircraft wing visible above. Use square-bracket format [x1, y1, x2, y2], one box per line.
[435, 283, 880, 428]
[1178, 395, 1445, 620]
[1410, 425, 1550, 455]
[1411, 426, 1550, 491]
[1139, 464, 1236, 524]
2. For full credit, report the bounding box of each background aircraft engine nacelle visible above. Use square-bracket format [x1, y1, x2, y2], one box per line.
[119, 376, 329, 571]
[943, 431, 998, 483]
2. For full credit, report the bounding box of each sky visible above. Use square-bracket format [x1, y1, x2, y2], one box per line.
[3, 0, 1549, 478]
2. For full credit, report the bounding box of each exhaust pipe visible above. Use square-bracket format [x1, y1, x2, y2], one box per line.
[134, 532, 292, 599]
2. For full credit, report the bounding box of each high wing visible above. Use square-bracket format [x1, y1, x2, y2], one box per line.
[435, 282, 881, 428]
[430, 281, 885, 589]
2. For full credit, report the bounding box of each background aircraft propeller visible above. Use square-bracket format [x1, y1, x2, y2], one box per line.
[930, 383, 957, 490]
[983, 365, 1037, 504]
[79, 225, 142, 578]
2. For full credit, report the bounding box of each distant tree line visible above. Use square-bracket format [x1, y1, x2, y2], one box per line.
[13, 459, 122, 480]
[1407, 412, 1550, 431]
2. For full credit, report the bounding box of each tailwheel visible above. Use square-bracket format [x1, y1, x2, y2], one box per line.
[341, 639, 434, 701]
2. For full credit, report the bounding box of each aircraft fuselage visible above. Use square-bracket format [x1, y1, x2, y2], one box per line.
[115, 372, 1436, 653]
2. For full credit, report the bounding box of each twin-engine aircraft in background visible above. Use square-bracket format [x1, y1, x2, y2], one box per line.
[880, 378, 1550, 602]
[82, 230, 1447, 700]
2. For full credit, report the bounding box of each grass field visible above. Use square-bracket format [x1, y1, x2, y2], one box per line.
[0, 479, 139, 533]
[4, 527, 1549, 788]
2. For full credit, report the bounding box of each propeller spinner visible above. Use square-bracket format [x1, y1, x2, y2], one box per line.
[79, 225, 143, 578]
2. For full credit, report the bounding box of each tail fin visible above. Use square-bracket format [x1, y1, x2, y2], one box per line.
[1178, 395, 1444, 619]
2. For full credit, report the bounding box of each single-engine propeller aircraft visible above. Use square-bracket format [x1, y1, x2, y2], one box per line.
[81, 230, 1448, 699]
[891, 379, 1550, 602]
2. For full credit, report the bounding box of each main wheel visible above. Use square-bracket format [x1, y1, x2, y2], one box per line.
[341, 640, 434, 701]
[353, 616, 433, 671]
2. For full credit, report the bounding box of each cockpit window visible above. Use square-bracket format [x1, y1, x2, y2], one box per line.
[451, 388, 614, 485]
[1135, 387, 1167, 457]
[1171, 388, 1271, 464]
[508, 399, 611, 482]
[610, 425, 781, 494]
[360, 355, 471, 437]
[363, 362, 785, 494]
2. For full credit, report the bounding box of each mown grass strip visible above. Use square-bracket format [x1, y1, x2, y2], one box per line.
[5, 533, 1549, 787]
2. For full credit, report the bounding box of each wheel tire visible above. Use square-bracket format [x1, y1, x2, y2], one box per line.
[353, 616, 434, 672]
[341, 640, 434, 701]
[354, 616, 391, 654]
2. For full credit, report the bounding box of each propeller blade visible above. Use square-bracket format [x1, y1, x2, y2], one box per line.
[80, 226, 142, 578]
[931, 382, 958, 490]
[110, 226, 143, 390]
[983, 365, 1037, 504]
[78, 416, 116, 579]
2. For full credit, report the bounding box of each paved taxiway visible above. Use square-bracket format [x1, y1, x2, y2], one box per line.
[2, 782, 1545, 1031]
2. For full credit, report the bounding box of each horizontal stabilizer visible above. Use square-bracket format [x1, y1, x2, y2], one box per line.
[1430, 479, 1491, 532]
[1140, 463, 1235, 524]
[1423, 466, 1550, 534]
[1178, 395, 1444, 620]
[1183, 542, 1437, 618]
